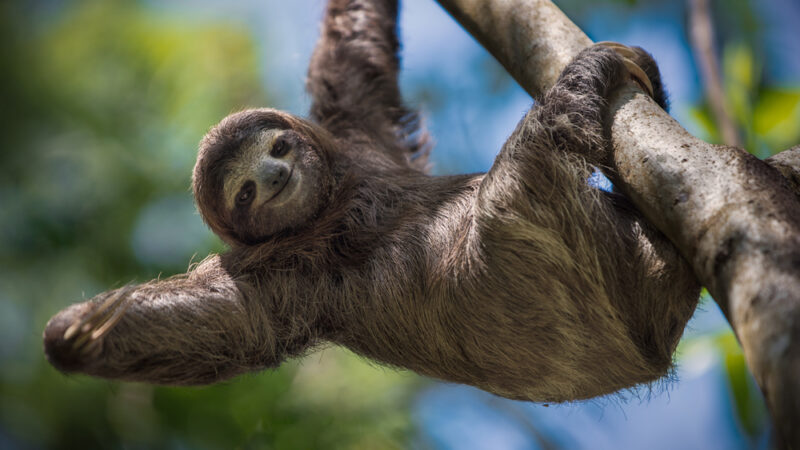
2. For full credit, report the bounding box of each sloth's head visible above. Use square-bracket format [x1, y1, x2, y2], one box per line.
[193, 108, 337, 246]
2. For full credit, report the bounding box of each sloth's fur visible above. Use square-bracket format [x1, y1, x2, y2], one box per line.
[44, 0, 699, 402]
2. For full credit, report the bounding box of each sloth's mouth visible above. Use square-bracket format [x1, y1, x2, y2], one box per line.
[262, 167, 293, 205]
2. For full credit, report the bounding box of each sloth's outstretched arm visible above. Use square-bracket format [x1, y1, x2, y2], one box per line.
[307, 0, 427, 162]
[42, 257, 280, 385]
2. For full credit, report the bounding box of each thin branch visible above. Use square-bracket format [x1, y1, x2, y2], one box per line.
[688, 0, 742, 147]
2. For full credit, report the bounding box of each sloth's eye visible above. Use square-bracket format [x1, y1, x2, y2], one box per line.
[236, 181, 256, 206]
[270, 137, 290, 158]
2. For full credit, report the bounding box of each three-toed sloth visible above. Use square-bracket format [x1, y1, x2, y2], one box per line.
[44, 0, 699, 402]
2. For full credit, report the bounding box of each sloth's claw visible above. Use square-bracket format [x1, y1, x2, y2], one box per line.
[90, 297, 131, 340]
[595, 41, 655, 99]
[621, 58, 655, 98]
[64, 289, 121, 340]
[596, 41, 637, 59]
[63, 285, 134, 353]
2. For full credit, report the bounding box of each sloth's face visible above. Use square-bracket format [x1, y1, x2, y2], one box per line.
[193, 109, 335, 246]
[220, 127, 332, 243]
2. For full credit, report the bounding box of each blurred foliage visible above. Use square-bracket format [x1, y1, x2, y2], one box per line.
[687, 0, 800, 157]
[690, 40, 800, 155]
[0, 0, 418, 448]
[712, 332, 769, 438]
[677, 294, 771, 444]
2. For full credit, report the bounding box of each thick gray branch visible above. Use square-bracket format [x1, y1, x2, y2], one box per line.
[434, 0, 800, 447]
[435, 0, 590, 101]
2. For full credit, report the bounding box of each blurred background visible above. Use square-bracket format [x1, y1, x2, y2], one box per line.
[1, 0, 798, 448]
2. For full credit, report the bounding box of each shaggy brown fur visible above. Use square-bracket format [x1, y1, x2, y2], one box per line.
[44, 0, 700, 402]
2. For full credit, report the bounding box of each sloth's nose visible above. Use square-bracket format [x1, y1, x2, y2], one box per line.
[257, 158, 290, 190]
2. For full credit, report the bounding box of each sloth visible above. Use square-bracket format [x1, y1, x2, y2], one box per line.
[44, 0, 700, 402]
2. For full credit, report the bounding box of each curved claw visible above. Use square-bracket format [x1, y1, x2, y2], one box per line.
[595, 41, 655, 98]
[64, 285, 135, 355]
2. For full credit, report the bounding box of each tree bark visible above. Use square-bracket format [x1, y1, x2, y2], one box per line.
[433, 0, 800, 447]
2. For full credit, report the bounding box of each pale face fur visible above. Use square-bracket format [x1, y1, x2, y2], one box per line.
[221, 129, 289, 212]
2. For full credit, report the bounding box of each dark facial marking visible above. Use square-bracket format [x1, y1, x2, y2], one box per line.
[270, 135, 291, 158]
[236, 180, 256, 207]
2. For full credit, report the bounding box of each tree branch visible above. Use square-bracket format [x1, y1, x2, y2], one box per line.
[766, 145, 800, 194]
[434, 0, 800, 447]
[435, 0, 591, 101]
